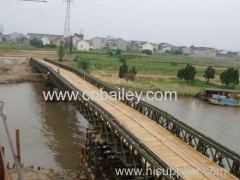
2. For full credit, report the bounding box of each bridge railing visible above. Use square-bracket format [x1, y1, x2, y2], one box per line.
[31, 58, 184, 180]
[43, 58, 240, 178]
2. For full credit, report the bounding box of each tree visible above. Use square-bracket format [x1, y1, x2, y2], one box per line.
[166, 48, 183, 55]
[129, 66, 137, 75]
[77, 58, 90, 72]
[233, 69, 239, 88]
[119, 56, 127, 63]
[57, 41, 65, 62]
[124, 73, 136, 81]
[30, 39, 44, 48]
[74, 33, 84, 39]
[115, 49, 122, 56]
[107, 50, 113, 56]
[177, 64, 196, 83]
[220, 68, 239, 88]
[69, 36, 73, 54]
[119, 62, 128, 78]
[203, 66, 215, 83]
[142, 49, 152, 55]
[177, 69, 185, 79]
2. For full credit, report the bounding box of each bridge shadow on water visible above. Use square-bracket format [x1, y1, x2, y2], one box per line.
[32, 83, 89, 170]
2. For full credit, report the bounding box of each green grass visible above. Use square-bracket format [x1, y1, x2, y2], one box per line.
[69, 51, 240, 96]
[0, 44, 57, 51]
[71, 52, 232, 75]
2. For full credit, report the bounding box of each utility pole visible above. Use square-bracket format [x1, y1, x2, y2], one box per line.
[64, 0, 72, 38]
[0, 24, 4, 34]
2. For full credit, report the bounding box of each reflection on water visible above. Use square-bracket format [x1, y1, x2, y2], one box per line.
[0, 82, 88, 170]
[145, 97, 240, 153]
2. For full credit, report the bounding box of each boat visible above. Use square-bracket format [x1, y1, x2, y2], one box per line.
[199, 88, 240, 107]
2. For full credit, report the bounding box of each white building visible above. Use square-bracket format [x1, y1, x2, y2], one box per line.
[72, 37, 82, 48]
[41, 36, 51, 45]
[142, 43, 154, 52]
[77, 40, 90, 51]
[90, 37, 102, 49]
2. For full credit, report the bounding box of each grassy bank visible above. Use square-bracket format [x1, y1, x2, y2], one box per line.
[0, 44, 57, 51]
[69, 50, 240, 96]
[0, 47, 239, 96]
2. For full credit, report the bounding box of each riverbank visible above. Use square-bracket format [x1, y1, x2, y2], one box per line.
[0, 57, 45, 84]
[58, 51, 240, 97]
[8, 166, 84, 180]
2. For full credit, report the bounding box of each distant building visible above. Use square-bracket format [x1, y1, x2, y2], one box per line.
[142, 43, 154, 52]
[158, 43, 175, 53]
[27, 33, 63, 40]
[218, 50, 229, 56]
[89, 37, 102, 49]
[51, 37, 63, 46]
[191, 47, 217, 57]
[116, 39, 128, 51]
[41, 36, 51, 45]
[181, 47, 192, 54]
[77, 40, 90, 51]
[104, 39, 117, 49]
[0, 33, 3, 42]
[127, 41, 146, 51]
[152, 43, 159, 51]
[9, 32, 26, 41]
[72, 36, 82, 48]
[104, 38, 128, 50]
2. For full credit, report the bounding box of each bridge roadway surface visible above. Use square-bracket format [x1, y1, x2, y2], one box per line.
[38, 59, 238, 180]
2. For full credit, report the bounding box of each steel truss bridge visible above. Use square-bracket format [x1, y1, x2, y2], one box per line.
[30, 58, 240, 180]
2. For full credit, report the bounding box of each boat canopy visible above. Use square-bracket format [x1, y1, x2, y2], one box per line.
[205, 88, 240, 94]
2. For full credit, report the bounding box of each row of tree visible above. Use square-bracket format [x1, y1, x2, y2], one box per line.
[177, 64, 239, 88]
[30, 39, 57, 48]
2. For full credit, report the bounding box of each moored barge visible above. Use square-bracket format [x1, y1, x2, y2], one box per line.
[199, 88, 240, 107]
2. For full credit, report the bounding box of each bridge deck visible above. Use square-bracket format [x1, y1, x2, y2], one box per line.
[39, 59, 238, 180]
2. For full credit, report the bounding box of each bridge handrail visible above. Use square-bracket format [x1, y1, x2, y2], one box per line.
[43, 58, 240, 163]
[31, 58, 183, 180]
[42, 58, 240, 176]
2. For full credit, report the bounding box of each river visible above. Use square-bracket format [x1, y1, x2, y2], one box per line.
[0, 82, 239, 171]
[0, 82, 88, 170]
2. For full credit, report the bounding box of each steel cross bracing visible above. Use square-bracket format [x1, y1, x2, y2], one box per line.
[30, 58, 184, 180]
[30, 58, 240, 179]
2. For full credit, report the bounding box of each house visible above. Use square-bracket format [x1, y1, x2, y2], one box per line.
[9, 32, 26, 41]
[218, 50, 229, 56]
[142, 43, 154, 52]
[104, 39, 117, 49]
[89, 37, 102, 49]
[77, 40, 90, 51]
[191, 47, 217, 57]
[181, 47, 192, 55]
[51, 37, 63, 46]
[72, 36, 82, 48]
[104, 38, 128, 50]
[116, 39, 128, 51]
[127, 41, 147, 51]
[158, 43, 175, 53]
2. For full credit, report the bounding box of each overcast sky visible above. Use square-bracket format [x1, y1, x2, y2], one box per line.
[0, 0, 240, 50]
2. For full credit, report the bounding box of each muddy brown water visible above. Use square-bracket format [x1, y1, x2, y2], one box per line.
[0, 82, 88, 170]
[144, 97, 240, 153]
[0, 82, 239, 171]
